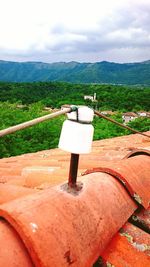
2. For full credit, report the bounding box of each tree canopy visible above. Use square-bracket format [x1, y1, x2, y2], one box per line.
[0, 82, 149, 158]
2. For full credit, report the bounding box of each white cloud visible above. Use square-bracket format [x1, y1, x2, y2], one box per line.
[0, 0, 150, 62]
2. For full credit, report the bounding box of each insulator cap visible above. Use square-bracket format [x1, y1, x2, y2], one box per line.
[58, 106, 94, 154]
[67, 106, 94, 123]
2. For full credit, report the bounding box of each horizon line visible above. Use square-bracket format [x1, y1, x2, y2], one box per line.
[0, 59, 150, 65]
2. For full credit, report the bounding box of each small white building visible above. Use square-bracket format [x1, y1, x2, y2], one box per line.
[84, 93, 97, 102]
[122, 112, 138, 124]
[137, 111, 146, 117]
[137, 111, 147, 117]
[84, 95, 94, 101]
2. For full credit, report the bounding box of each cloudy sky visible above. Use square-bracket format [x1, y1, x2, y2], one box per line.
[0, 0, 150, 63]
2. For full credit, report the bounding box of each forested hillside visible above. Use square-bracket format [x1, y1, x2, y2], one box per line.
[0, 82, 150, 111]
[0, 82, 149, 158]
[0, 60, 150, 85]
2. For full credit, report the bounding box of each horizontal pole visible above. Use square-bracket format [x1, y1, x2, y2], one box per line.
[0, 107, 71, 137]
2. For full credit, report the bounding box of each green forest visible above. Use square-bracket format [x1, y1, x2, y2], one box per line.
[0, 82, 149, 158]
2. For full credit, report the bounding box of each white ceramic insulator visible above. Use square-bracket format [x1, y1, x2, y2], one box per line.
[67, 106, 94, 123]
[59, 106, 94, 154]
[59, 120, 94, 154]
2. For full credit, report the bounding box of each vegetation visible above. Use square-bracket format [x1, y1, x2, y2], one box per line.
[0, 60, 150, 85]
[0, 102, 64, 158]
[0, 82, 149, 158]
[0, 81, 150, 111]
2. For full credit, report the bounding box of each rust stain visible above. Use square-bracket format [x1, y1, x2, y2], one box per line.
[64, 250, 75, 265]
[60, 181, 83, 195]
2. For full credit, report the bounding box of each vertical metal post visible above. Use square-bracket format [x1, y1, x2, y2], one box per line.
[68, 153, 79, 188]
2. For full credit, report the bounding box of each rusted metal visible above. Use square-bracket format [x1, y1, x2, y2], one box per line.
[68, 153, 79, 188]
[0, 172, 137, 267]
[82, 155, 150, 208]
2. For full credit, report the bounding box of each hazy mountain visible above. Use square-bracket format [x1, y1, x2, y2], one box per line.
[0, 59, 150, 85]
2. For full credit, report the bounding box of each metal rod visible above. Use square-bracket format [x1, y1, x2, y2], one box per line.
[94, 110, 150, 138]
[68, 153, 79, 187]
[0, 107, 71, 137]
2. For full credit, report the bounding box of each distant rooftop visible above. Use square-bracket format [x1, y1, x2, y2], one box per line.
[123, 112, 138, 117]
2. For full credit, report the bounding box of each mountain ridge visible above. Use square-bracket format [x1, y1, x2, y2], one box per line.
[0, 59, 150, 85]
